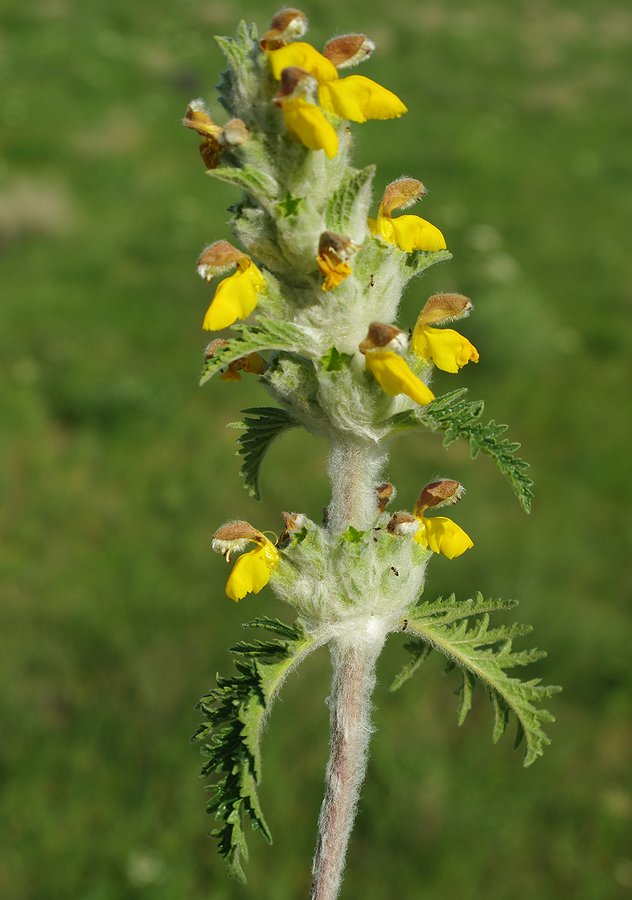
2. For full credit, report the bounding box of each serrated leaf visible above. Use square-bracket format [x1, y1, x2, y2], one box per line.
[195, 618, 313, 880]
[199, 318, 309, 386]
[230, 406, 299, 499]
[342, 526, 366, 544]
[389, 639, 432, 692]
[326, 164, 375, 234]
[402, 248, 453, 276]
[387, 389, 534, 512]
[208, 165, 279, 203]
[399, 592, 560, 765]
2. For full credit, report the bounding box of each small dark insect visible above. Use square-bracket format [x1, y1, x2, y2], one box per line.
[402, 619, 408, 631]
[369, 273, 375, 287]
[390, 566, 399, 577]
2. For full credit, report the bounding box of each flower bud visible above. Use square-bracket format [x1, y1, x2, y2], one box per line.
[211, 520, 264, 561]
[318, 231, 358, 261]
[260, 8, 308, 50]
[381, 177, 427, 216]
[386, 511, 420, 536]
[278, 510, 308, 546]
[418, 292, 473, 325]
[376, 482, 396, 512]
[197, 241, 245, 281]
[219, 118, 250, 147]
[414, 479, 465, 516]
[322, 34, 375, 69]
[359, 322, 408, 355]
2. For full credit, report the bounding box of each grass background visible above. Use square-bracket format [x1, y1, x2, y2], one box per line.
[1, 0, 631, 897]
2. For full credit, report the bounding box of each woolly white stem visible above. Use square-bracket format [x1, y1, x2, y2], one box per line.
[310, 637, 382, 900]
[326, 438, 385, 533]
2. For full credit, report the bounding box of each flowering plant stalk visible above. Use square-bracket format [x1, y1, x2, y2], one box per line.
[185, 11, 559, 899]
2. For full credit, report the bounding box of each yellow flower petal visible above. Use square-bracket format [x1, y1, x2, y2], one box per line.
[316, 252, 352, 291]
[414, 515, 474, 559]
[202, 261, 264, 331]
[380, 214, 447, 252]
[318, 75, 407, 123]
[267, 42, 339, 83]
[225, 539, 279, 602]
[365, 349, 435, 406]
[412, 324, 479, 373]
[280, 98, 338, 159]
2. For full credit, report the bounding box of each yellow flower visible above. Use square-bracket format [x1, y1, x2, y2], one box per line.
[278, 96, 339, 159]
[267, 42, 407, 123]
[411, 291, 479, 373]
[202, 258, 265, 331]
[364, 349, 435, 406]
[368, 209, 446, 252]
[368, 177, 446, 252]
[414, 515, 473, 559]
[317, 252, 352, 290]
[225, 538, 279, 602]
[412, 324, 479, 373]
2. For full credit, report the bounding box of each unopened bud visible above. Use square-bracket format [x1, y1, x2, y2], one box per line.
[211, 520, 263, 560]
[376, 482, 396, 512]
[197, 241, 244, 280]
[381, 177, 427, 216]
[418, 292, 473, 325]
[260, 8, 308, 50]
[414, 479, 465, 516]
[387, 511, 420, 536]
[220, 118, 249, 147]
[359, 322, 408, 355]
[322, 34, 375, 69]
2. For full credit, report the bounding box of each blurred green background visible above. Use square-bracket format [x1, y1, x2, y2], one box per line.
[2, 0, 631, 897]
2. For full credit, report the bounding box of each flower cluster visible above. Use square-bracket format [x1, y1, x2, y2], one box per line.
[184, 9, 478, 610]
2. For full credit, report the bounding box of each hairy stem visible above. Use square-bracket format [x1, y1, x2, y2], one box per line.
[310, 638, 382, 900]
[326, 437, 386, 533]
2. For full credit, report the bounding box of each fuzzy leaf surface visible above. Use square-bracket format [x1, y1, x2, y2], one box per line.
[208, 165, 279, 203]
[326, 164, 375, 234]
[388, 389, 534, 512]
[399, 593, 560, 765]
[195, 618, 313, 881]
[228, 406, 299, 499]
[199, 318, 309, 385]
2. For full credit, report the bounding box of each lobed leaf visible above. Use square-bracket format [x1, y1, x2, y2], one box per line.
[395, 592, 560, 765]
[387, 389, 534, 512]
[194, 618, 314, 880]
[228, 406, 299, 499]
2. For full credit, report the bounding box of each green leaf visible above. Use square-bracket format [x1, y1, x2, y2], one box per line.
[399, 592, 561, 765]
[321, 347, 354, 372]
[402, 248, 453, 276]
[229, 406, 299, 500]
[326, 164, 375, 233]
[389, 638, 432, 691]
[199, 318, 309, 386]
[387, 389, 534, 512]
[208, 165, 279, 203]
[195, 618, 314, 880]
